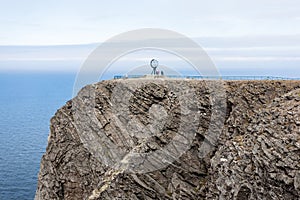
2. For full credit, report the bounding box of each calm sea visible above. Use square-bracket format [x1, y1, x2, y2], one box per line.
[0, 73, 75, 199]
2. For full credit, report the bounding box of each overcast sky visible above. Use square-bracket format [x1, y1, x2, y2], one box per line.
[0, 0, 299, 45]
[0, 0, 299, 77]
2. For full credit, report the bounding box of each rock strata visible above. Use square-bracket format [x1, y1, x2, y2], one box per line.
[35, 80, 300, 200]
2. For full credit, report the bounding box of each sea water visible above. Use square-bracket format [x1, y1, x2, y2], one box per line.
[0, 73, 75, 199]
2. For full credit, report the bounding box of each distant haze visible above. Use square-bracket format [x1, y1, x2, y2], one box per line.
[0, 36, 299, 78]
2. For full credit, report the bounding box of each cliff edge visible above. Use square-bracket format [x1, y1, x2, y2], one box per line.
[35, 79, 300, 200]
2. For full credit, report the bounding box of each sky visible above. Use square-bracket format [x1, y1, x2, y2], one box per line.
[0, 0, 299, 77]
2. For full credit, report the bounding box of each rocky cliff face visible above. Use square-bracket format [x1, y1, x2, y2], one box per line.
[35, 79, 300, 200]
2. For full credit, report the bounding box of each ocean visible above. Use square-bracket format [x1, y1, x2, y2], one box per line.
[0, 73, 76, 199]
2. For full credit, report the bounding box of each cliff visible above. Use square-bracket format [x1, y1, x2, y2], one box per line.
[35, 79, 300, 200]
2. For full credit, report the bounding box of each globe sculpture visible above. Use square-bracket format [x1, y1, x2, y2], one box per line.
[150, 59, 159, 75]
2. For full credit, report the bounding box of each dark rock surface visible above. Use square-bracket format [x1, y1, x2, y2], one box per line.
[35, 80, 300, 200]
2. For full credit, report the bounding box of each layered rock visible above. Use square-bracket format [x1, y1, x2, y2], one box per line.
[35, 80, 300, 200]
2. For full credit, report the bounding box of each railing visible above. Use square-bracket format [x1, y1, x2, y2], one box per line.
[114, 75, 300, 80]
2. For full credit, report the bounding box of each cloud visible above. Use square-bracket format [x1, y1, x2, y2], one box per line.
[0, 0, 300, 45]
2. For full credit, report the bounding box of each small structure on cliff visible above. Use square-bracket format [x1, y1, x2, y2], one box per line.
[150, 59, 159, 75]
